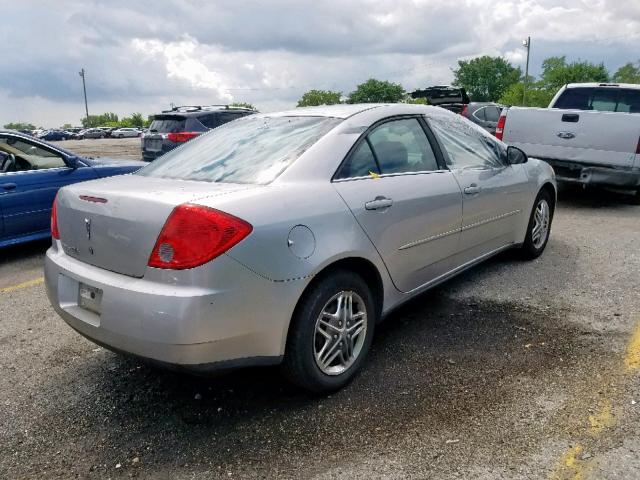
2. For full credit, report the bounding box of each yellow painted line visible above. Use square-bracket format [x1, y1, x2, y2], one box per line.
[624, 323, 640, 371]
[0, 277, 44, 294]
[550, 444, 593, 480]
[587, 400, 615, 436]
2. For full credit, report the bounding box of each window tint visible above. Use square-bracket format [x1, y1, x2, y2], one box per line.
[149, 116, 186, 133]
[336, 141, 379, 179]
[429, 115, 505, 169]
[553, 87, 640, 112]
[139, 116, 341, 185]
[198, 114, 220, 129]
[368, 118, 439, 174]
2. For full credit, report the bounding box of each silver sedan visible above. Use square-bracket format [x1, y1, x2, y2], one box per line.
[45, 104, 556, 393]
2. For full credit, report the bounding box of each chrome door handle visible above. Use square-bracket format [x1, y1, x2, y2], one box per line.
[1, 183, 17, 190]
[464, 184, 481, 195]
[365, 196, 393, 210]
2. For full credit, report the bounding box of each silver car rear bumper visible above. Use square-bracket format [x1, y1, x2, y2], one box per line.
[45, 242, 304, 371]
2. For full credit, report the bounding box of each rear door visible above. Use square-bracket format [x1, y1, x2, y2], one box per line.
[144, 115, 188, 154]
[427, 113, 530, 262]
[333, 116, 463, 293]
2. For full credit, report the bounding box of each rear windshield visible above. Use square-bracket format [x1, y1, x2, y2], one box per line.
[553, 87, 640, 113]
[138, 116, 341, 184]
[149, 115, 187, 133]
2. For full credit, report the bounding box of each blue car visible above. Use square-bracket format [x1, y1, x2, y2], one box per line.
[39, 130, 72, 141]
[0, 130, 145, 248]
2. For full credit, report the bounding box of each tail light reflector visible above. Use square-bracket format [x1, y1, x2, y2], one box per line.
[495, 111, 507, 140]
[167, 132, 200, 143]
[148, 204, 252, 270]
[51, 194, 60, 239]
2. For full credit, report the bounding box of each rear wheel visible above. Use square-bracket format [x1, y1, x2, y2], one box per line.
[519, 189, 554, 259]
[282, 270, 375, 394]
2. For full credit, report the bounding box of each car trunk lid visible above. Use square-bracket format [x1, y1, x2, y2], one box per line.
[56, 175, 255, 277]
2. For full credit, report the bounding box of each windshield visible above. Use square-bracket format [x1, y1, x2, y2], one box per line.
[553, 87, 640, 113]
[138, 116, 341, 184]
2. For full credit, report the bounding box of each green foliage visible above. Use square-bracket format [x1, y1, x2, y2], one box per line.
[498, 82, 554, 108]
[61, 123, 73, 129]
[348, 79, 405, 104]
[82, 112, 119, 128]
[230, 102, 257, 110]
[297, 90, 342, 107]
[3, 122, 36, 130]
[452, 56, 521, 102]
[613, 62, 640, 84]
[403, 96, 428, 105]
[538, 56, 609, 90]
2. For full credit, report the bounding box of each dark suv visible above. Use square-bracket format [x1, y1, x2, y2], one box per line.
[141, 105, 257, 161]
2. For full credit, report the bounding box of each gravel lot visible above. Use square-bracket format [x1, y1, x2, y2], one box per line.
[56, 138, 144, 161]
[1, 139, 639, 479]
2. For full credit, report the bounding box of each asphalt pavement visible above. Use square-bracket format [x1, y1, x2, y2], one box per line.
[1, 179, 639, 479]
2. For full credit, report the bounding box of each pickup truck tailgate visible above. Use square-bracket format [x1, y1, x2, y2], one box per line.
[503, 107, 640, 169]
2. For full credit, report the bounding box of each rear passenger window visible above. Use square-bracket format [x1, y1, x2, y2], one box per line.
[337, 141, 380, 178]
[368, 118, 439, 174]
[485, 107, 500, 122]
[198, 115, 220, 129]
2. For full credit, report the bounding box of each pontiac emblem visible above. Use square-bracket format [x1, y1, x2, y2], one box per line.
[84, 218, 91, 240]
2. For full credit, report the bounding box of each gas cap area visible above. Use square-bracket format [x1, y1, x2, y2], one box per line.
[287, 225, 316, 259]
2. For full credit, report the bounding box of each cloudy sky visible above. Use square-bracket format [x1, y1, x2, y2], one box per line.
[2, 0, 639, 127]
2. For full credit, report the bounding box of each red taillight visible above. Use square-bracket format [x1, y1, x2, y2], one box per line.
[51, 194, 60, 239]
[148, 204, 252, 270]
[460, 104, 468, 117]
[167, 132, 200, 143]
[495, 112, 507, 140]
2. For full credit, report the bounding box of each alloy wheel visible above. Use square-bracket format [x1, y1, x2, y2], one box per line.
[531, 198, 550, 249]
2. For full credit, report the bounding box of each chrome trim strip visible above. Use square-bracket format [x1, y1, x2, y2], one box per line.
[398, 227, 460, 251]
[397, 209, 521, 251]
[461, 209, 521, 232]
[333, 169, 450, 183]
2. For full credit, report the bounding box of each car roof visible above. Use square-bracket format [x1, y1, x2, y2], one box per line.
[566, 82, 640, 90]
[0, 129, 80, 158]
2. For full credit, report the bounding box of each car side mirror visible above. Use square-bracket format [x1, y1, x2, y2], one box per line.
[506, 145, 528, 165]
[66, 155, 79, 169]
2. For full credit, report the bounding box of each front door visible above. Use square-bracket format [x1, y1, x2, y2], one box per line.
[333, 117, 463, 293]
[427, 113, 530, 263]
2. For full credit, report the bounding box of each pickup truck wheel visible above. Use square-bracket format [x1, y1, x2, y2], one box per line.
[519, 189, 554, 260]
[282, 270, 375, 394]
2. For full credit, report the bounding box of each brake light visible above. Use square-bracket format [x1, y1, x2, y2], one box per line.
[460, 104, 468, 117]
[51, 194, 60, 239]
[148, 204, 252, 270]
[495, 112, 507, 140]
[167, 132, 200, 143]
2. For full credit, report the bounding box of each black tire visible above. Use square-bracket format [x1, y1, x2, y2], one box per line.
[519, 188, 554, 260]
[282, 270, 376, 394]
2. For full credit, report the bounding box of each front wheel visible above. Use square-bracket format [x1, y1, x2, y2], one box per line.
[282, 270, 376, 394]
[518, 189, 554, 259]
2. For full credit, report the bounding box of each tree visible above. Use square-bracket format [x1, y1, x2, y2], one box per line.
[230, 102, 256, 110]
[297, 90, 342, 107]
[82, 112, 119, 128]
[348, 79, 405, 104]
[61, 123, 73, 129]
[539, 56, 609, 91]
[3, 122, 36, 130]
[613, 62, 640, 84]
[452, 56, 521, 102]
[499, 82, 554, 108]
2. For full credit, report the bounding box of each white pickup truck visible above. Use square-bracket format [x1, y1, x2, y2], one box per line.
[498, 83, 640, 200]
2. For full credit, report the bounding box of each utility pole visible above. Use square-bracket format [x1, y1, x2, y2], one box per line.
[522, 36, 531, 106]
[79, 68, 89, 125]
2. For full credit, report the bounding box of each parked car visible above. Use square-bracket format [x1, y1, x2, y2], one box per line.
[461, 102, 503, 135]
[141, 105, 257, 161]
[39, 130, 74, 141]
[0, 130, 145, 248]
[45, 104, 555, 393]
[410, 85, 470, 114]
[499, 83, 640, 201]
[112, 128, 141, 138]
[80, 128, 107, 139]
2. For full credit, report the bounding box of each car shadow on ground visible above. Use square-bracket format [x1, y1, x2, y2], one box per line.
[557, 184, 638, 209]
[0, 238, 50, 267]
[24, 241, 604, 477]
